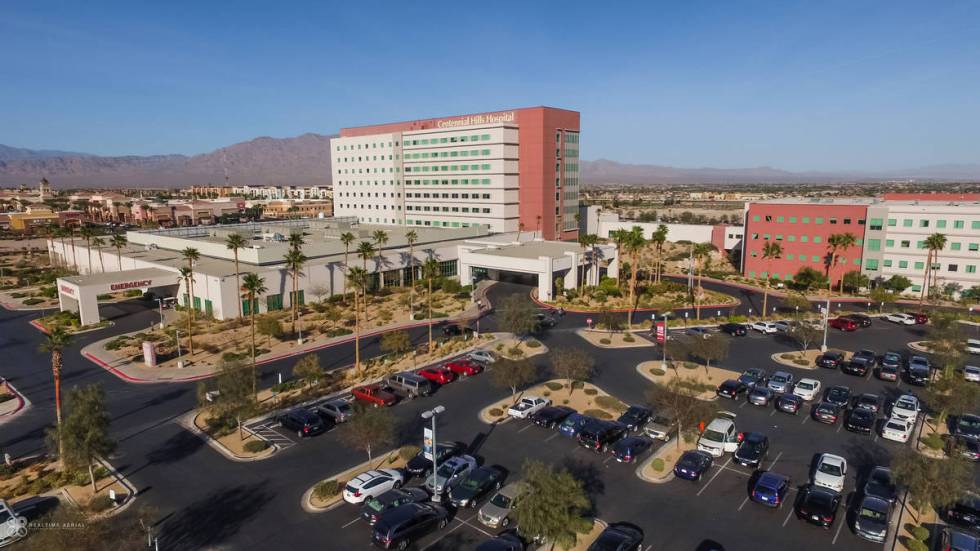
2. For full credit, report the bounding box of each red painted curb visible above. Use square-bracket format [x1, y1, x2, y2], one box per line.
[29, 319, 51, 334]
[0, 389, 26, 418]
[83, 351, 213, 384]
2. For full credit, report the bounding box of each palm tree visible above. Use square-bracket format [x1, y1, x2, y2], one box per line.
[825, 233, 856, 295]
[181, 247, 200, 352]
[405, 230, 419, 318]
[761, 242, 783, 319]
[357, 241, 376, 296]
[422, 259, 440, 353]
[79, 225, 95, 274]
[284, 248, 308, 335]
[178, 266, 195, 356]
[623, 227, 647, 330]
[40, 326, 72, 459]
[241, 272, 267, 396]
[651, 224, 669, 283]
[340, 231, 356, 303]
[692, 243, 715, 320]
[109, 233, 127, 271]
[921, 233, 948, 304]
[53, 227, 69, 268]
[609, 229, 630, 289]
[91, 236, 106, 273]
[372, 229, 389, 285]
[287, 231, 305, 252]
[346, 266, 368, 374]
[225, 233, 248, 318]
[69, 225, 78, 272]
[577, 233, 598, 293]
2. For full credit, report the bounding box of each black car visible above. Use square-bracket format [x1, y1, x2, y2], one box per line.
[845, 408, 876, 434]
[816, 351, 845, 369]
[577, 421, 627, 453]
[587, 523, 643, 551]
[906, 364, 930, 386]
[617, 406, 653, 432]
[733, 432, 769, 468]
[720, 323, 748, 336]
[674, 450, 713, 481]
[441, 324, 473, 337]
[863, 466, 897, 504]
[533, 313, 557, 329]
[795, 484, 842, 528]
[877, 351, 903, 381]
[361, 488, 430, 525]
[476, 532, 526, 551]
[448, 466, 505, 508]
[278, 408, 330, 438]
[945, 492, 980, 532]
[812, 401, 843, 425]
[844, 313, 873, 328]
[737, 368, 769, 388]
[952, 414, 980, 440]
[611, 436, 653, 463]
[945, 435, 980, 461]
[405, 441, 465, 477]
[852, 393, 881, 414]
[776, 394, 803, 415]
[823, 386, 851, 408]
[530, 406, 576, 429]
[716, 379, 748, 399]
[841, 360, 870, 377]
[372, 503, 449, 549]
[851, 349, 877, 368]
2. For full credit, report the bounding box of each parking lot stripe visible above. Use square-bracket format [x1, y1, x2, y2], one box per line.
[832, 514, 846, 544]
[738, 401, 748, 409]
[544, 431, 560, 442]
[801, 415, 809, 425]
[782, 507, 794, 527]
[770, 409, 777, 417]
[767, 451, 783, 471]
[517, 423, 534, 433]
[737, 495, 750, 511]
[341, 517, 360, 529]
[836, 422, 843, 433]
[697, 457, 731, 496]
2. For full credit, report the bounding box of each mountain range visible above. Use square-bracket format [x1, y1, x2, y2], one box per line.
[1, 134, 978, 188]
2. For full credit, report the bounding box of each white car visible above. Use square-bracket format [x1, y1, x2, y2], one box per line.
[697, 412, 739, 457]
[890, 394, 920, 423]
[467, 350, 496, 364]
[881, 417, 914, 443]
[793, 378, 822, 401]
[750, 321, 778, 334]
[883, 313, 916, 325]
[0, 499, 25, 547]
[342, 469, 405, 504]
[967, 339, 980, 355]
[964, 365, 980, 383]
[813, 453, 847, 493]
[507, 396, 551, 419]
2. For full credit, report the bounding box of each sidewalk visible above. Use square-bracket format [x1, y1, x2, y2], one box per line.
[0, 380, 29, 423]
[81, 281, 496, 384]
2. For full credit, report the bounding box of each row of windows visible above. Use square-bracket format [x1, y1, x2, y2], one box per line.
[336, 155, 399, 163]
[336, 141, 398, 151]
[335, 180, 400, 186]
[872, 238, 980, 252]
[751, 214, 866, 225]
[406, 218, 492, 229]
[337, 192, 402, 198]
[406, 149, 491, 160]
[749, 250, 862, 265]
[408, 205, 492, 214]
[558, 132, 580, 144]
[876, 218, 980, 230]
[407, 192, 491, 200]
[337, 167, 401, 175]
[405, 134, 491, 146]
[750, 233, 864, 246]
[406, 178, 492, 186]
[877, 259, 977, 273]
[336, 204, 402, 211]
[405, 164, 492, 173]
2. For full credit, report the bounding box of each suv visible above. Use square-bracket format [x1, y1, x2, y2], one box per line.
[361, 488, 430, 525]
[844, 313, 873, 327]
[353, 384, 397, 407]
[816, 351, 845, 369]
[828, 317, 858, 331]
[733, 432, 769, 468]
[344, 469, 405, 504]
[720, 323, 748, 336]
[617, 405, 652, 432]
[386, 372, 434, 399]
[906, 356, 931, 386]
[371, 502, 449, 549]
[697, 412, 739, 457]
[577, 421, 627, 452]
[479, 482, 528, 529]
[945, 492, 980, 532]
[425, 455, 478, 496]
[877, 351, 903, 381]
[767, 371, 795, 393]
[278, 408, 330, 438]
[850, 349, 877, 369]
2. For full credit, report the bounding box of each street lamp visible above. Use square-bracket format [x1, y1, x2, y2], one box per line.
[174, 329, 184, 368]
[820, 297, 831, 352]
[154, 298, 165, 329]
[660, 312, 670, 369]
[421, 405, 446, 498]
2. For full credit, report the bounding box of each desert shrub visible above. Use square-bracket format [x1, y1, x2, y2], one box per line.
[124, 289, 142, 297]
[562, 399, 569, 405]
[650, 458, 665, 472]
[97, 294, 112, 301]
[623, 334, 635, 342]
[584, 388, 598, 396]
[571, 381, 584, 389]
[595, 396, 626, 412]
[599, 338, 612, 345]
[682, 362, 698, 370]
[22, 298, 44, 305]
[543, 391, 551, 397]
[495, 343, 504, 352]
[508, 346, 524, 358]
[430, 311, 448, 319]
[205, 413, 239, 437]
[399, 445, 421, 460]
[104, 337, 130, 351]
[908, 525, 930, 542]
[313, 480, 343, 500]
[793, 359, 810, 366]
[921, 433, 944, 450]
[38, 286, 57, 298]
[650, 368, 666, 376]
[488, 408, 504, 417]
[222, 352, 244, 362]
[526, 339, 542, 348]
[545, 382, 564, 391]
[584, 409, 613, 420]
[10, 292, 26, 298]
[243, 440, 270, 453]
[323, 327, 352, 338]
[903, 540, 927, 551]
[780, 353, 795, 360]
[87, 494, 115, 512]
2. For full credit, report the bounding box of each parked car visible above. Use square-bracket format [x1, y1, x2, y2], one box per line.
[751, 471, 791, 507]
[812, 402, 843, 425]
[716, 379, 748, 400]
[890, 394, 920, 422]
[733, 432, 769, 468]
[937, 528, 980, 551]
[767, 371, 796, 393]
[343, 469, 405, 504]
[816, 351, 845, 369]
[0, 499, 25, 547]
[842, 360, 870, 377]
[617, 405, 653, 432]
[587, 523, 644, 551]
[467, 350, 497, 364]
[687, 326, 712, 339]
[720, 323, 748, 336]
[884, 312, 917, 325]
[965, 365, 980, 383]
[533, 312, 557, 329]
[405, 441, 466, 477]
[823, 385, 851, 408]
[844, 313, 873, 327]
[945, 492, 980, 532]
[845, 408, 876, 434]
[881, 417, 914, 443]
[386, 372, 435, 399]
[813, 454, 847, 492]
[577, 420, 627, 453]
[773, 320, 793, 333]
[828, 317, 858, 331]
[674, 450, 714, 481]
[611, 436, 653, 463]
[371, 502, 449, 549]
[906, 311, 929, 324]
[851, 349, 877, 368]
[793, 378, 822, 401]
[529, 406, 576, 429]
[864, 466, 897, 504]
[425, 455, 478, 496]
[852, 393, 881, 413]
[946, 435, 980, 461]
[737, 368, 768, 388]
[697, 412, 740, 457]
[444, 359, 484, 377]
[906, 355, 932, 386]
[316, 399, 355, 423]
[478, 482, 528, 529]
[558, 413, 592, 438]
[475, 532, 526, 551]
[442, 324, 473, 337]
[352, 383, 397, 407]
[278, 408, 330, 438]
[750, 321, 778, 334]
[776, 394, 804, 414]
[361, 487, 430, 525]
[642, 415, 674, 442]
[448, 466, 506, 508]
[796, 484, 842, 528]
[507, 396, 551, 419]
[878, 351, 904, 381]
[952, 414, 980, 440]
[967, 338, 980, 355]
[416, 367, 455, 385]
[747, 386, 775, 407]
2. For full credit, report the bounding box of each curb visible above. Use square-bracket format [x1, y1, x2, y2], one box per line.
[574, 328, 655, 349]
[0, 382, 30, 424]
[769, 351, 821, 371]
[177, 410, 279, 463]
[906, 341, 932, 354]
[92, 456, 138, 518]
[300, 447, 402, 514]
[634, 443, 677, 484]
[634, 362, 721, 402]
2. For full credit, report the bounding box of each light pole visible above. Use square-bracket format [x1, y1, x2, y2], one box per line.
[155, 298, 165, 329]
[660, 312, 669, 369]
[421, 405, 446, 498]
[175, 329, 184, 368]
[820, 295, 831, 352]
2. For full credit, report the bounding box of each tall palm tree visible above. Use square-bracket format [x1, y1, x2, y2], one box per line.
[921, 233, 948, 304]
[623, 227, 647, 330]
[372, 230, 389, 285]
[79, 225, 95, 274]
[609, 229, 630, 289]
[241, 272, 267, 397]
[357, 241, 376, 296]
[91, 236, 106, 273]
[692, 242, 715, 320]
[178, 266, 195, 356]
[284, 248, 308, 335]
[340, 231, 356, 304]
[287, 231, 305, 252]
[651, 224, 669, 283]
[225, 233, 248, 318]
[346, 266, 368, 375]
[40, 327, 72, 459]
[761, 241, 783, 319]
[825, 233, 856, 295]
[422, 259, 441, 353]
[181, 247, 200, 351]
[577, 233, 597, 293]
[53, 227, 69, 268]
[405, 230, 419, 318]
[109, 232, 127, 271]
[69, 225, 78, 272]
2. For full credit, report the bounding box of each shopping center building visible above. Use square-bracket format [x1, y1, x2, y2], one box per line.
[331, 107, 580, 240]
[741, 193, 980, 297]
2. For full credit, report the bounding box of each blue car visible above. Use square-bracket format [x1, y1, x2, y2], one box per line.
[750, 471, 790, 508]
[558, 413, 591, 437]
[673, 450, 713, 481]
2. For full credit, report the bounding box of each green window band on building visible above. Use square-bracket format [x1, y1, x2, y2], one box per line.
[899, 261, 908, 268]
[867, 239, 881, 251]
[954, 220, 965, 229]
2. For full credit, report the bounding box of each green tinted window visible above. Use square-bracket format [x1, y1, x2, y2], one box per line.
[954, 220, 965, 229]
[865, 259, 879, 270]
[800, 236, 809, 243]
[867, 239, 881, 251]
[887, 219, 896, 226]
[936, 220, 947, 228]
[951, 243, 961, 251]
[777, 216, 785, 222]
[914, 261, 924, 270]
[788, 217, 797, 223]
[973, 221, 980, 229]
[752, 215, 760, 222]
[903, 219, 913, 227]
[802, 217, 810, 224]
[815, 217, 824, 224]
[899, 260, 908, 268]
[812, 255, 820, 262]
[886, 239, 894, 247]
[883, 259, 892, 267]
[813, 236, 822, 243]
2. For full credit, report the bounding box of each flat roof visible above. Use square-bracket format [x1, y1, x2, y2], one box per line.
[751, 197, 980, 207]
[470, 240, 585, 260]
[59, 267, 176, 287]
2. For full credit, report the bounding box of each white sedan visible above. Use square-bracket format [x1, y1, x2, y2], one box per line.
[883, 313, 916, 325]
[507, 396, 551, 419]
[964, 365, 980, 383]
[793, 378, 822, 401]
[467, 350, 496, 364]
[881, 417, 914, 443]
[342, 469, 405, 504]
[750, 322, 779, 334]
[813, 453, 847, 493]
[890, 394, 920, 423]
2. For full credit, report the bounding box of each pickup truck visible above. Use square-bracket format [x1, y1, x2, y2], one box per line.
[507, 396, 550, 419]
[352, 384, 397, 407]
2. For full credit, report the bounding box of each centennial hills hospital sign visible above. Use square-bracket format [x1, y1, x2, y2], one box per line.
[435, 111, 515, 129]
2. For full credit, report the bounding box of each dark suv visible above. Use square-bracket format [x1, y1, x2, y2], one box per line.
[577, 421, 626, 453]
[278, 408, 330, 438]
[844, 313, 873, 327]
[816, 351, 845, 369]
[372, 503, 449, 549]
[720, 323, 748, 336]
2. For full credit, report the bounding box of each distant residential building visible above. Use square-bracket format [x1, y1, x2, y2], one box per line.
[231, 185, 332, 200]
[7, 206, 82, 232]
[254, 199, 333, 219]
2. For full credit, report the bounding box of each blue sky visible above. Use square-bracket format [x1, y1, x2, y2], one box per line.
[2, 1, 979, 171]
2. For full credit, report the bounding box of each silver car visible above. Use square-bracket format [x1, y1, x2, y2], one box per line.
[478, 481, 528, 529]
[642, 415, 673, 442]
[316, 399, 354, 423]
[767, 371, 796, 393]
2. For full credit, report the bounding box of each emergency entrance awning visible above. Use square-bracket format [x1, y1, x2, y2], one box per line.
[56, 267, 178, 326]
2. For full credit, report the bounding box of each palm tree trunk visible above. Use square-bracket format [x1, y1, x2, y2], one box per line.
[53, 352, 63, 458]
[234, 254, 242, 319]
[250, 301, 257, 397]
[86, 240, 92, 275]
[763, 280, 770, 320]
[354, 288, 361, 374]
[919, 250, 931, 305]
[98, 249, 105, 273]
[408, 245, 415, 319]
[116, 246, 122, 271]
[427, 278, 433, 352]
[291, 270, 297, 335]
[187, 274, 195, 356]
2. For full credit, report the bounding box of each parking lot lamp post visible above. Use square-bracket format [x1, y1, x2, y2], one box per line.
[660, 313, 669, 370]
[820, 296, 831, 352]
[155, 298, 165, 329]
[175, 329, 183, 368]
[421, 405, 446, 495]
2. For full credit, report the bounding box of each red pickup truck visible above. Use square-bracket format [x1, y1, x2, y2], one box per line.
[352, 384, 397, 407]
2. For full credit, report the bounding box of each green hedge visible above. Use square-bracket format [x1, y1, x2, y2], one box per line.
[243, 440, 270, 453]
[313, 480, 343, 500]
[650, 458, 665, 472]
[908, 525, 930, 542]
